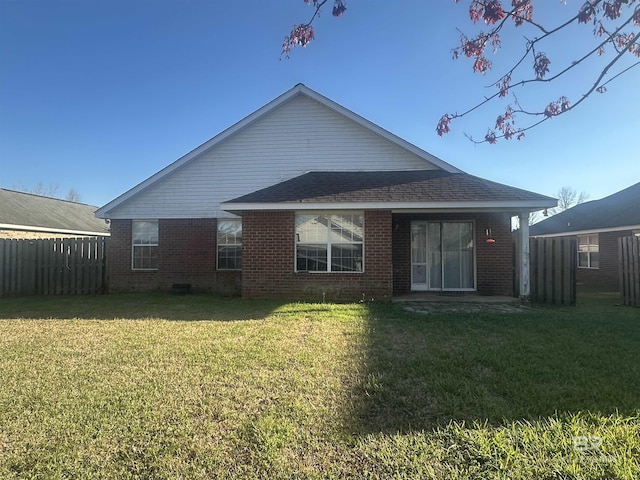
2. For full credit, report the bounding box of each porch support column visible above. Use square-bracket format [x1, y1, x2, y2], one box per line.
[518, 211, 530, 301]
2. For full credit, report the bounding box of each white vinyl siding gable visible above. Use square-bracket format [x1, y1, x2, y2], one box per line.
[107, 95, 441, 219]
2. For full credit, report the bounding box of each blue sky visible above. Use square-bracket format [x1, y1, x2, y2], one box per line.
[1, 0, 639, 208]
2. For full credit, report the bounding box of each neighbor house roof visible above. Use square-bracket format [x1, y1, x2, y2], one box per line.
[0, 189, 110, 236]
[96, 84, 461, 219]
[530, 181, 640, 237]
[222, 170, 556, 212]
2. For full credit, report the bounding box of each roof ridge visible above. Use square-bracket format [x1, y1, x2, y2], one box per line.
[0, 188, 96, 208]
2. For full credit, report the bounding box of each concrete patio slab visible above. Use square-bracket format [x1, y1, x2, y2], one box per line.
[393, 294, 530, 314]
[393, 294, 520, 304]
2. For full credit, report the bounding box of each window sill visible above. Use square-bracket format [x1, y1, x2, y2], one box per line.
[296, 271, 365, 274]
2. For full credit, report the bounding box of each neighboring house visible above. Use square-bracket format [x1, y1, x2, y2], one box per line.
[530, 182, 640, 291]
[96, 84, 555, 300]
[0, 189, 110, 239]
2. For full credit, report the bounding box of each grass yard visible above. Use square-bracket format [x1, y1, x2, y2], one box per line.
[0, 291, 638, 479]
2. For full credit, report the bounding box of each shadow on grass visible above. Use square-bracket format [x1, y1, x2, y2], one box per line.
[349, 300, 640, 435]
[0, 292, 289, 322]
[576, 284, 625, 308]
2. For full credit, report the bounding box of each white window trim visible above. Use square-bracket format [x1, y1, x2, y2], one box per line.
[295, 212, 365, 273]
[577, 234, 599, 269]
[217, 219, 242, 271]
[131, 220, 159, 271]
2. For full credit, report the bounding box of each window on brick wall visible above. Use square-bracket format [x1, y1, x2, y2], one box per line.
[217, 219, 242, 270]
[578, 234, 599, 269]
[132, 220, 159, 270]
[295, 213, 364, 272]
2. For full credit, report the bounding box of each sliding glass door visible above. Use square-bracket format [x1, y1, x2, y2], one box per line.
[411, 221, 475, 291]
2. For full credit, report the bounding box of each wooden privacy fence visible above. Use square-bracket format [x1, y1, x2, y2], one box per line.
[0, 237, 107, 297]
[619, 236, 640, 307]
[528, 236, 577, 305]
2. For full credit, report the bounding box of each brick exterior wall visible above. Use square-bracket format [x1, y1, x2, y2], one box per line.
[241, 210, 393, 301]
[392, 212, 514, 296]
[475, 213, 515, 296]
[575, 230, 632, 291]
[107, 211, 515, 299]
[392, 215, 412, 294]
[107, 219, 240, 294]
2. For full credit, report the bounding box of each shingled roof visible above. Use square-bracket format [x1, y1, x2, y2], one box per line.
[223, 170, 555, 211]
[530, 181, 640, 236]
[0, 189, 110, 236]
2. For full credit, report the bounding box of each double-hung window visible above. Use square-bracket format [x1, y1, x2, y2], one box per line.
[132, 220, 158, 270]
[295, 213, 363, 272]
[578, 234, 599, 269]
[217, 219, 242, 270]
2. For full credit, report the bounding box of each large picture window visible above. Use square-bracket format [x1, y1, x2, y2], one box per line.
[217, 219, 242, 270]
[578, 234, 599, 269]
[132, 220, 158, 270]
[296, 213, 364, 272]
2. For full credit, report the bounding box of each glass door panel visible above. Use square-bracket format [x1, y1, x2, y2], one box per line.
[411, 223, 427, 289]
[411, 221, 474, 291]
[442, 222, 474, 289]
[427, 222, 442, 289]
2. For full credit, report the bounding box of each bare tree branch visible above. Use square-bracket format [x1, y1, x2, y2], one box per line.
[283, 1, 640, 142]
[442, 1, 640, 143]
[281, 0, 344, 59]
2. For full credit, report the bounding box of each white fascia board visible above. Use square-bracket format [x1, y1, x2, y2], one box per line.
[531, 224, 640, 238]
[221, 199, 557, 213]
[96, 84, 460, 218]
[0, 223, 110, 237]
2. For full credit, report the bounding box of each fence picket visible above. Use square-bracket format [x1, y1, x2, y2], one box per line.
[619, 236, 640, 307]
[527, 237, 576, 305]
[0, 237, 108, 297]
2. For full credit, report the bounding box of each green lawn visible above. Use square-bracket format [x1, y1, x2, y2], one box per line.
[0, 292, 638, 479]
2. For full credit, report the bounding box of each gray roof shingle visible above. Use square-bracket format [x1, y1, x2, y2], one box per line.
[0, 189, 110, 235]
[530, 181, 640, 236]
[225, 170, 555, 205]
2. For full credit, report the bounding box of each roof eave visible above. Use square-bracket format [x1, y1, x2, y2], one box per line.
[0, 223, 110, 237]
[531, 224, 640, 238]
[221, 199, 557, 214]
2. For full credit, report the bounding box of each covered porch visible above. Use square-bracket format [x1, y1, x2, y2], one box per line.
[390, 210, 534, 300]
[222, 170, 554, 301]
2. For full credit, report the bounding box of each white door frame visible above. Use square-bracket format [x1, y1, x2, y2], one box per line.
[410, 220, 477, 292]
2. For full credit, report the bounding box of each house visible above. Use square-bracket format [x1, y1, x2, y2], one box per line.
[95, 84, 555, 300]
[530, 182, 640, 291]
[0, 189, 110, 239]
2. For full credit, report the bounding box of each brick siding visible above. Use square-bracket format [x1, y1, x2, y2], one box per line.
[107, 219, 240, 294]
[241, 210, 393, 301]
[475, 213, 514, 296]
[108, 211, 515, 299]
[575, 230, 632, 291]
